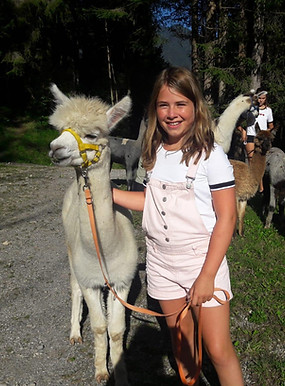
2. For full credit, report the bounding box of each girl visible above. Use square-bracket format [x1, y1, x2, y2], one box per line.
[244, 90, 274, 191]
[243, 90, 274, 162]
[112, 67, 244, 385]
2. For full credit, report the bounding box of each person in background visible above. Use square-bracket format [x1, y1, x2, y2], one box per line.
[112, 67, 244, 385]
[239, 89, 274, 191]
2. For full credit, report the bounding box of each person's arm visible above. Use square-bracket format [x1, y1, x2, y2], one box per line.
[112, 188, 145, 212]
[237, 125, 247, 143]
[189, 187, 236, 306]
[268, 122, 274, 131]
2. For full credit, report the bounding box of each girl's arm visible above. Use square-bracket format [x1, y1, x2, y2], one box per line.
[112, 187, 145, 212]
[189, 187, 236, 306]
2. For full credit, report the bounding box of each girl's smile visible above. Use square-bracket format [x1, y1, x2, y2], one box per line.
[156, 85, 195, 150]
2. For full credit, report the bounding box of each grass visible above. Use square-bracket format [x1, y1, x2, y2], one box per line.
[0, 117, 57, 165]
[226, 198, 285, 385]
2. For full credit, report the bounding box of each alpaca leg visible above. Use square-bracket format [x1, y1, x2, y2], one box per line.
[235, 199, 240, 236]
[238, 200, 247, 236]
[69, 267, 83, 344]
[126, 163, 134, 191]
[82, 287, 109, 383]
[279, 195, 285, 225]
[265, 185, 276, 228]
[107, 286, 130, 386]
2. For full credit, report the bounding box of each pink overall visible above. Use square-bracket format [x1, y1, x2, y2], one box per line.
[142, 156, 233, 307]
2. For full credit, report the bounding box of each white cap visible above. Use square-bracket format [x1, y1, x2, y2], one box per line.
[256, 90, 268, 97]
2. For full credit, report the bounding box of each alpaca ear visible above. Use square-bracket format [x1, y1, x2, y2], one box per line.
[50, 83, 70, 105]
[106, 96, 132, 131]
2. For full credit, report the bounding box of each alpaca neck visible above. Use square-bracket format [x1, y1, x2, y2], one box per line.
[218, 102, 247, 130]
[136, 121, 146, 145]
[77, 150, 113, 209]
[249, 152, 266, 184]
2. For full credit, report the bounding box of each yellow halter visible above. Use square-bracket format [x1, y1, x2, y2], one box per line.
[62, 128, 103, 168]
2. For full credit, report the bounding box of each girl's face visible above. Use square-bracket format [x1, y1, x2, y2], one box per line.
[258, 94, 267, 107]
[156, 84, 195, 149]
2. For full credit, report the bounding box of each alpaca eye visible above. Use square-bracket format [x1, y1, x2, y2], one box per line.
[85, 134, 98, 140]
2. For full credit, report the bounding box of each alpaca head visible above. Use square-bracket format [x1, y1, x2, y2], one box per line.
[254, 126, 274, 156]
[49, 84, 132, 167]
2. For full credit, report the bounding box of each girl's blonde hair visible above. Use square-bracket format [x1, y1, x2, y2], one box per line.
[142, 67, 214, 171]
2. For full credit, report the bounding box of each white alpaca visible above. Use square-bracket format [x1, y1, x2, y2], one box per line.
[49, 84, 138, 386]
[213, 93, 258, 153]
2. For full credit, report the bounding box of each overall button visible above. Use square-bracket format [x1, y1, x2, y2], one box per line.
[164, 225, 168, 229]
[165, 237, 170, 242]
[162, 184, 166, 189]
[161, 211, 166, 216]
[162, 197, 167, 202]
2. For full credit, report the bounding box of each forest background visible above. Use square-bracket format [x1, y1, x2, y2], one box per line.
[0, 0, 285, 162]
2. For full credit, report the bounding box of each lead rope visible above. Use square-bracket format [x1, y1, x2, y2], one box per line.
[83, 178, 229, 385]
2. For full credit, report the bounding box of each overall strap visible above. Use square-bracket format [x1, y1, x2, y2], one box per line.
[185, 152, 204, 189]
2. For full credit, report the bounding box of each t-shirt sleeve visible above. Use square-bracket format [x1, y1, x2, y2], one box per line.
[206, 144, 235, 191]
[267, 108, 273, 123]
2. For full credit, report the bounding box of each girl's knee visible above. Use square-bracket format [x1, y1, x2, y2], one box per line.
[205, 340, 235, 367]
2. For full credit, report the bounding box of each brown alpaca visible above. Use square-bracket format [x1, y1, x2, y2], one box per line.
[230, 128, 274, 236]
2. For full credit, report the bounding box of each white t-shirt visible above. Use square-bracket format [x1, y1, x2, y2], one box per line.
[247, 107, 273, 136]
[148, 144, 235, 233]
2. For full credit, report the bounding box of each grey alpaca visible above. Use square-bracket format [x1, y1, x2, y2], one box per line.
[263, 147, 285, 228]
[109, 118, 146, 190]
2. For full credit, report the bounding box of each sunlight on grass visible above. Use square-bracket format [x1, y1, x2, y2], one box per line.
[228, 202, 284, 385]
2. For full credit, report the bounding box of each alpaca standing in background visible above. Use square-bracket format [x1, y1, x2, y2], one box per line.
[230, 128, 274, 236]
[49, 84, 137, 386]
[109, 118, 147, 190]
[213, 92, 258, 153]
[263, 147, 285, 228]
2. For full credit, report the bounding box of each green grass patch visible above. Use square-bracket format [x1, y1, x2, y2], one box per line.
[227, 201, 284, 385]
[0, 118, 57, 165]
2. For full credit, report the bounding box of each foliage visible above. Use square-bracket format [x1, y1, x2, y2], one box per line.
[0, 0, 164, 134]
[152, 0, 285, 148]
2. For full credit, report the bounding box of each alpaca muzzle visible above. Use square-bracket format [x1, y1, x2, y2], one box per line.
[62, 128, 104, 168]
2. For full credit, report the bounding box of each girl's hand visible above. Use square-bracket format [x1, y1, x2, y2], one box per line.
[188, 273, 214, 306]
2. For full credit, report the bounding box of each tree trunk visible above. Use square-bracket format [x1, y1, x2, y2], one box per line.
[191, 0, 199, 74]
[203, 1, 216, 104]
[251, 0, 265, 90]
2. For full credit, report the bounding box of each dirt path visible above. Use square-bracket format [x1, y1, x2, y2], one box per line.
[0, 163, 186, 386]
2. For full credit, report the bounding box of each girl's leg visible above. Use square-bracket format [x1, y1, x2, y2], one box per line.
[194, 303, 244, 386]
[245, 142, 254, 163]
[159, 297, 199, 385]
